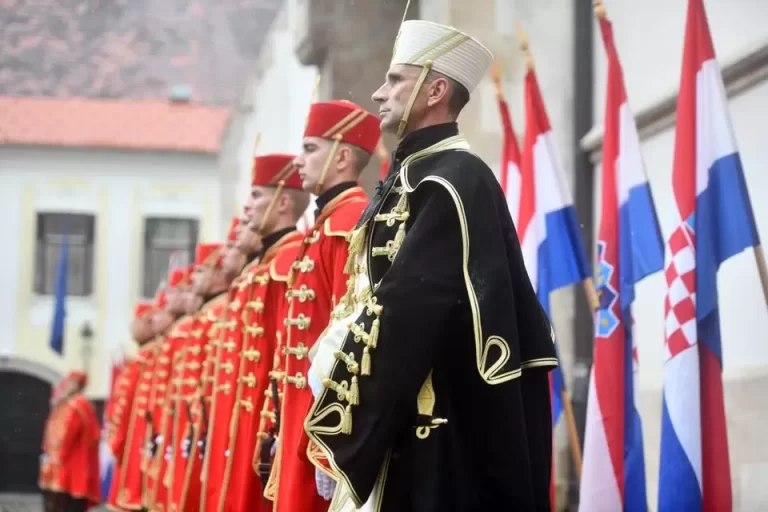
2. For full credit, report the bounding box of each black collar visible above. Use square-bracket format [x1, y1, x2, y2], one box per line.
[393, 122, 459, 165]
[262, 226, 295, 253]
[372, 122, 460, 198]
[315, 181, 357, 220]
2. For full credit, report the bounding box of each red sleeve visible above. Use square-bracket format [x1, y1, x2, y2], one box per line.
[107, 362, 140, 463]
[58, 402, 84, 464]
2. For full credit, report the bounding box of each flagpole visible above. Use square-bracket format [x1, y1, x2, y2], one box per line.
[516, 22, 586, 481]
[754, 246, 768, 306]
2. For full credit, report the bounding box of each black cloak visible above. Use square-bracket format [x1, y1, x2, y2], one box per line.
[305, 123, 558, 512]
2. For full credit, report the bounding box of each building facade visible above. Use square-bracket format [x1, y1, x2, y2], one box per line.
[0, 96, 227, 492]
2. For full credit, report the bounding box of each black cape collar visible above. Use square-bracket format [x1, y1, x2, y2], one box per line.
[393, 122, 459, 168]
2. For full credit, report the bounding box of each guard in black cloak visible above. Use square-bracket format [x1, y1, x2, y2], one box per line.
[303, 18, 559, 512]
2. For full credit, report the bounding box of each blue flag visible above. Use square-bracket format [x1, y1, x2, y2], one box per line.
[50, 235, 69, 355]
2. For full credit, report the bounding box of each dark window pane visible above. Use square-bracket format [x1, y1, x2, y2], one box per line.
[34, 213, 95, 296]
[142, 218, 198, 297]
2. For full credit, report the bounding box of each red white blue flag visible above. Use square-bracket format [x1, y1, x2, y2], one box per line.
[579, 12, 664, 511]
[659, 1, 760, 510]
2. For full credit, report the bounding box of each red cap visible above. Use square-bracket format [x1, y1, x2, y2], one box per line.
[155, 290, 168, 309]
[227, 217, 240, 242]
[168, 268, 186, 287]
[181, 264, 194, 285]
[303, 100, 381, 154]
[195, 243, 222, 267]
[66, 370, 88, 390]
[251, 153, 302, 190]
[134, 301, 154, 319]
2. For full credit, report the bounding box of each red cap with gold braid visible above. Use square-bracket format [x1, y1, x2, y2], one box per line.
[134, 301, 154, 319]
[251, 154, 302, 190]
[195, 243, 223, 267]
[168, 268, 186, 288]
[304, 100, 381, 153]
[183, 264, 194, 284]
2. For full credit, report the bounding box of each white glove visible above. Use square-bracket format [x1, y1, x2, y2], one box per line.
[270, 436, 279, 458]
[315, 468, 336, 501]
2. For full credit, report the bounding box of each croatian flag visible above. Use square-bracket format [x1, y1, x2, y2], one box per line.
[520, 63, 592, 508]
[520, 66, 592, 318]
[659, 1, 760, 510]
[497, 96, 522, 227]
[579, 12, 664, 512]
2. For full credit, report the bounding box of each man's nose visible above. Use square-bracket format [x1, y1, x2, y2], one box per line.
[371, 84, 386, 104]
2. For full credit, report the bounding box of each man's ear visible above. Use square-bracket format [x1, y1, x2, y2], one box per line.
[336, 145, 353, 171]
[277, 192, 291, 215]
[426, 76, 449, 107]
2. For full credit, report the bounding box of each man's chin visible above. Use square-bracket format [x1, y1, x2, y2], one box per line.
[380, 117, 399, 134]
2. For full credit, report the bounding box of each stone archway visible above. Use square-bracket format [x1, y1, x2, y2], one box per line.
[0, 356, 63, 494]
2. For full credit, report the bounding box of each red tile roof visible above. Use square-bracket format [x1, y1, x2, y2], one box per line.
[0, 96, 230, 154]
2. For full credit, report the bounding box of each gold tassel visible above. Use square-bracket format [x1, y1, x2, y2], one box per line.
[337, 275, 356, 315]
[348, 376, 359, 405]
[395, 189, 408, 213]
[361, 346, 371, 376]
[350, 225, 367, 253]
[393, 222, 406, 251]
[342, 250, 356, 275]
[342, 405, 353, 434]
[368, 317, 380, 349]
[343, 225, 367, 274]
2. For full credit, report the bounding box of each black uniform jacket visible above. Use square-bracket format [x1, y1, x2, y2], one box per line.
[305, 122, 558, 512]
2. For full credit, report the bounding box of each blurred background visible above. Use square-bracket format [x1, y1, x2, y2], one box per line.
[0, 0, 766, 510]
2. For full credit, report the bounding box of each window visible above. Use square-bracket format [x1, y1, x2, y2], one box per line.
[35, 213, 96, 296]
[143, 218, 198, 297]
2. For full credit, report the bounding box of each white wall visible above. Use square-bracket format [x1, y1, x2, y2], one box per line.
[225, 1, 318, 229]
[0, 146, 220, 397]
[593, 0, 768, 123]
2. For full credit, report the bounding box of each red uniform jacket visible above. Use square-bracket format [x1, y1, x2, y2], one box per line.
[219, 231, 304, 512]
[167, 294, 227, 512]
[145, 315, 195, 512]
[54, 394, 101, 504]
[106, 353, 142, 509]
[114, 340, 162, 510]
[39, 403, 66, 492]
[198, 257, 261, 512]
[268, 187, 368, 512]
[161, 319, 199, 511]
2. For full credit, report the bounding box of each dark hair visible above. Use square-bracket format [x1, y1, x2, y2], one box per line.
[427, 70, 470, 117]
[343, 142, 372, 175]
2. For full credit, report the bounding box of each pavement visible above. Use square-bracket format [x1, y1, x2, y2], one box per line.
[0, 494, 110, 512]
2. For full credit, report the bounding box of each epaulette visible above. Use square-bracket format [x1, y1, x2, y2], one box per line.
[322, 197, 368, 238]
[270, 239, 304, 282]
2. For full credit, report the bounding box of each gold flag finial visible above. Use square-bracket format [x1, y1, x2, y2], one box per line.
[593, 0, 607, 19]
[305, 75, 322, 130]
[490, 60, 503, 99]
[311, 75, 321, 103]
[515, 22, 535, 71]
[252, 133, 262, 157]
